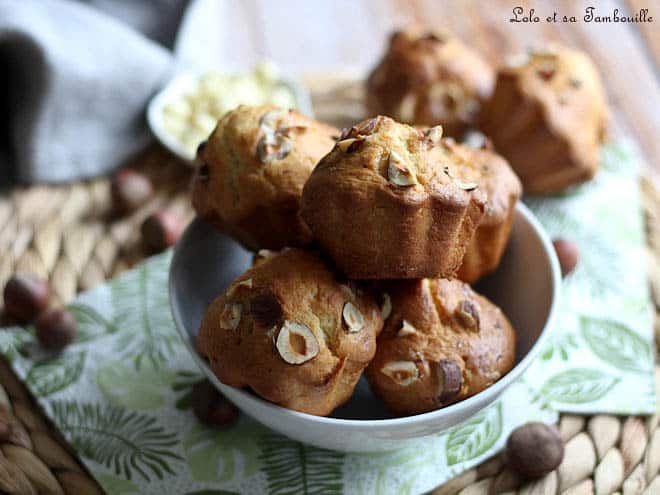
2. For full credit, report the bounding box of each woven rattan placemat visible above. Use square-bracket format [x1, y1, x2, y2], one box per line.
[0, 80, 659, 495]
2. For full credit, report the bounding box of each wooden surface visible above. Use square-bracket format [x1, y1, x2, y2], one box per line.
[195, 0, 659, 172]
[629, 0, 660, 64]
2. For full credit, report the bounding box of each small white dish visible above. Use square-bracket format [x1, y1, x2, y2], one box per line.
[169, 204, 561, 452]
[147, 71, 315, 164]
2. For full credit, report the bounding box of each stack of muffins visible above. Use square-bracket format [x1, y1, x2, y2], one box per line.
[193, 28, 608, 417]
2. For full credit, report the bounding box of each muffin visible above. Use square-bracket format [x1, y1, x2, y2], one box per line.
[196, 248, 384, 416]
[192, 105, 339, 250]
[365, 278, 516, 416]
[448, 140, 522, 283]
[301, 116, 486, 279]
[480, 45, 609, 193]
[366, 28, 494, 137]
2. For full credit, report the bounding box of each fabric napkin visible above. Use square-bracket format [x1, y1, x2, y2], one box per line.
[523, 144, 655, 415]
[0, 143, 654, 495]
[0, 0, 185, 184]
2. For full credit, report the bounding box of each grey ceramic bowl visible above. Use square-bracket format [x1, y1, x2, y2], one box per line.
[169, 203, 561, 452]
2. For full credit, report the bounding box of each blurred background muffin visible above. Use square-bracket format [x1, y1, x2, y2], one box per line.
[366, 28, 494, 138]
[480, 45, 609, 193]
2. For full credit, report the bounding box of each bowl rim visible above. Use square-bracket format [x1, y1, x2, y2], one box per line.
[147, 69, 315, 164]
[169, 202, 561, 428]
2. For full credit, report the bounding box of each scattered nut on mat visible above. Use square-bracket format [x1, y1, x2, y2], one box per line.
[36, 308, 78, 350]
[141, 210, 184, 253]
[110, 169, 154, 214]
[506, 422, 564, 478]
[552, 238, 579, 277]
[3, 274, 52, 323]
[190, 380, 239, 427]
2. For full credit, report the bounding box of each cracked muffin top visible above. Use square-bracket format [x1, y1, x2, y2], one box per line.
[192, 104, 339, 250]
[366, 28, 494, 136]
[196, 248, 384, 416]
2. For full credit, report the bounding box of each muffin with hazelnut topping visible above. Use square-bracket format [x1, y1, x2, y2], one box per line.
[365, 278, 516, 416]
[448, 140, 522, 283]
[301, 116, 486, 279]
[366, 28, 494, 137]
[196, 248, 384, 416]
[192, 105, 339, 250]
[480, 45, 609, 193]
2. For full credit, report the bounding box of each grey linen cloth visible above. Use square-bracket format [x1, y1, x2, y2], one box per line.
[0, 0, 187, 184]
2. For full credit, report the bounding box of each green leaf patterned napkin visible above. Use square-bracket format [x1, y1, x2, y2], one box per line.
[0, 142, 653, 494]
[523, 143, 655, 415]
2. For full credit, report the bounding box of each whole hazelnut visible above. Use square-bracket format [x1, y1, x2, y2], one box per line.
[506, 422, 564, 479]
[111, 169, 154, 214]
[552, 238, 579, 277]
[141, 211, 183, 253]
[36, 309, 78, 350]
[190, 380, 238, 427]
[3, 274, 52, 323]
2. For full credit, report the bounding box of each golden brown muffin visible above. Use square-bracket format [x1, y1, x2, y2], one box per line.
[448, 140, 522, 283]
[192, 105, 339, 250]
[366, 28, 494, 137]
[196, 248, 384, 416]
[301, 116, 486, 279]
[480, 45, 608, 193]
[365, 279, 516, 416]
